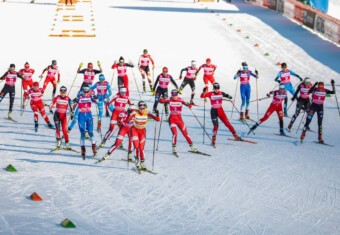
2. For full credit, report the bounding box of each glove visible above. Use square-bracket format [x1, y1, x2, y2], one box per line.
[155, 109, 159, 116]
[276, 80, 281, 83]
[39, 74, 43, 79]
[70, 111, 74, 120]
[331, 79, 335, 85]
[299, 78, 303, 82]
[314, 82, 319, 87]
[97, 60, 101, 66]
[73, 98, 79, 103]
[151, 90, 155, 96]
[188, 104, 193, 109]
[93, 94, 98, 100]
[179, 76, 182, 80]
[203, 87, 207, 93]
[79, 62, 83, 68]
[152, 65, 155, 70]
[49, 108, 53, 114]
[228, 95, 233, 100]
[255, 69, 258, 75]
[266, 93, 270, 98]
[105, 111, 110, 117]
[291, 97, 295, 101]
[57, 80, 60, 84]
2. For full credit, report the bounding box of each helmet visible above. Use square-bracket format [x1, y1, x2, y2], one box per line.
[82, 84, 90, 92]
[99, 74, 105, 81]
[33, 82, 39, 87]
[171, 89, 178, 97]
[120, 87, 127, 94]
[241, 62, 248, 66]
[60, 86, 67, 92]
[318, 82, 324, 89]
[119, 56, 124, 63]
[162, 67, 168, 73]
[10, 64, 15, 68]
[304, 77, 311, 84]
[88, 62, 93, 68]
[143, 49, 148, 54]
[191, 60, 196, 67]
[213, 82, 220, 89]
[138, 101, 147, 109]
[281, 62, 287, 68]
[52, 60, 57, 65]
[24, 62, 30, 69]
[206, 58, 211, 63]
[279, 84, 285, 89]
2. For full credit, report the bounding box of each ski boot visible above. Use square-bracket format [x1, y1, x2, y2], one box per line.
[284, 108, 288, 117]
[65, 142, 71, 150]
[102, 153, 110, 161]
[164, 114, 169, 122]
[300, 130, 306, 143]
[92, 143, 97, 157]
[172, 144, 177, 153]
[128, 151, 133, 161]
[140, 160, 146, 170]
[97, 121, 101, 132]
[56, 138, 61, 150]
[287, 123, 292, 132]
[233, 133, 241, 141]
[318, 134, 324, 144]
[142, 82, 146, 93]
[212, 136, 216, 147]
[245, 109, 250, 119]
[47, 122, 54, 129]
[189, 144, 198, 153]
[99, 139, 106, 148]
[135, 156, 140, 169]
[280, 128, 285, 136]
[8, 111, 12, 119]
[239, 112, 244, 121]
[81, 146, 86, 160]
[248, 122, 259, 135]
[34, 121, 39, 132]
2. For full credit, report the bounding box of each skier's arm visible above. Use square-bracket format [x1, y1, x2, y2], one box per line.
[212, 65, 217, 74]
[159, 98, 170, 104]
[222, 92, 232, 99]
[170, 76, 178, 90]
[233, 70, 241, 80]
[40, 66, 48, 77]
[148, 112, 160, 122]
[150, 56, 155, 67]
[308, 82, 317, 94]
[200, 89, 209, 98]
[111, 63, 117, 69]
[289, 70, 303, 81]
[195, 65, 202, 76]
[327, 79, 336, 94]
[250, 70, 258, 78]
[106, 95, 117, 107]
[274, 72, 281, 83]
[292, 84, 301, 101]
[93, 69, 102, 75]
[0, 71, 8, 80]
[152, 75, 160, 91]
[49, 97, 58, 109]
[179, 67, 187, 79]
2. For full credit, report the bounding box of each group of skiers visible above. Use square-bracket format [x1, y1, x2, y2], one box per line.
[0, 52, 337, 171]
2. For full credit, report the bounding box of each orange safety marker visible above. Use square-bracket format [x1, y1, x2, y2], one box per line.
[30, 192, 43, 201]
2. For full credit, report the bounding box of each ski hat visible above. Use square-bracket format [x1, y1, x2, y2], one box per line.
[82, 84, 90, 92]
[143, 49, 148, 54]
[119, 56, 124, 63]
[9, 64, 15, 68]
[24, 62, 30, 69]
[279, 84, 285, 89]
[191, 60, 196, 67]
[213, 82, 220, 89]
[171, 89, 178, 97]
[99, 74, 105, 81]
[304, 77, 311, 84]
[33, 82, 39, 87]
[60, 86, 67, 92]
[318, 82, 324, 89]
[138, 100, 147, 109]
[241, 62, 248, 66]
[206, 58, 211, 63]
[120, 87, 127, 94]
[52, 60, 57, 65]
[281, 62, 287, 68]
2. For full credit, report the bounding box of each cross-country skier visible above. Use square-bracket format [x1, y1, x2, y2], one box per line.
[100, 107, 135, 162]
[200, 82, 241, 146]
[111, 57, 134, 95]
[159, 89, 198, 154]
[91, 74, 114, 131]
[77, 61, 102, 90]
[233, 62, 258, 120]
[196, 58, 217, 92]
[49, 86, 73, 149]
[99, 87, 132, 148]
[274, 62, 302, 117]
[73, 84, 98, 159]
[124, 101, 160, 170]
[248, 84, 287, 135]
[152, 67, 178, 120]
[39, 60, 60, 100]
[300, 80, 335, 143]
[19, 62, 35, 107]
[0, 64, 25, 119]
[27, 82, 54, 131]
[138, 49, 155, 93]
[287, 77, 313, 131]
[178, 60, 198, 105]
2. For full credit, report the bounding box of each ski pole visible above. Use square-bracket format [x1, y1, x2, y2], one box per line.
[203, 97, 206, 144]
[190, 108, 212, 141]
[249, 96, 270, 103]
[230, 77, 239, 119]
[296, 110, 307, 134]
[110, 69, 115, 88]
[130, 67, 142, 100]
[226, 99, 254, 134]
[20, 82, 23, 110]
[156, 108, 164, 151]
[67, 72, 78, 97]
[287, 99, 295, 112]
[152, 115, 157, 171]
[20, 99, 29, 116]
[255, 69, 259, 120]
[332, 82, 340, 116]
[95, 103, 103, 141]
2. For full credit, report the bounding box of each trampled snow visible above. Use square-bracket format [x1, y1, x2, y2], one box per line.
[0, 0, 340, 234]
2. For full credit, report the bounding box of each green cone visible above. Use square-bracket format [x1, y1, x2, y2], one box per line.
[61, 218, 76, 228]
[5, 164, 17, 172]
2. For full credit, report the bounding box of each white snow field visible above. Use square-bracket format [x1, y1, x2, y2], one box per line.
[1, 0, 340, 234]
